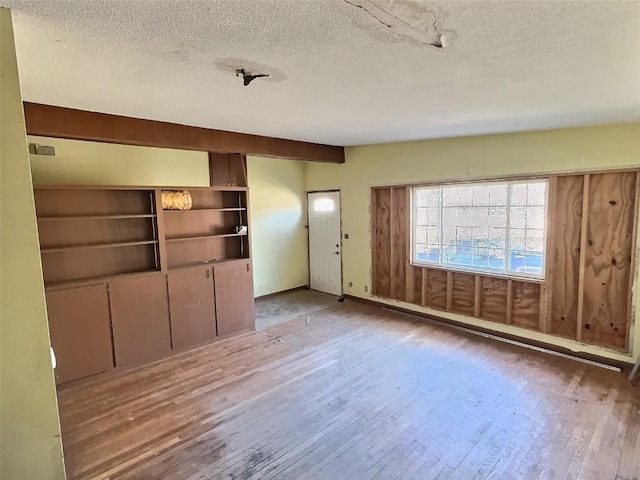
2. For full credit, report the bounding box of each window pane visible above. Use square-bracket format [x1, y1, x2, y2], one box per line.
[489, 185, 507, 206]
[426, 244, 440, 262]
[457, 207, 473, 226]
[427, 226, 440, 244]
[442, 206, 458, 226]
[527, 206, 545, 229]
[525, 229, 544, 252]
[426, 207, 440, 225]
[443, 187, 458, 206]
[473, 185, 490, 206]
[527, 182, 546, 205]
[416, 207, 428, 224]
[458, 187, 473, 206]
[510, 206, 526, 228]
[313, 198, 334, 212]
[470, 206, 489, 226]
[415, 189, 430, 208]
[412, 180, 546, 279]
[511, 184, 528, 205]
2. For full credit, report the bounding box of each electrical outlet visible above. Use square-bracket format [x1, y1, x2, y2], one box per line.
[364, 286, 369, 292]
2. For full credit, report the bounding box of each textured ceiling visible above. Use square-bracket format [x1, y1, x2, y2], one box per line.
[2, 0, 639, 146]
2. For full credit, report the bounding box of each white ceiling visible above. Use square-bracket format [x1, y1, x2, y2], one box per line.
[2, 0, 639, 146]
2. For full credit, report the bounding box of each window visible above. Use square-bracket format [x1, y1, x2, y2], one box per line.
[313, 198, 335, 212]
[412, 179, 547, 279]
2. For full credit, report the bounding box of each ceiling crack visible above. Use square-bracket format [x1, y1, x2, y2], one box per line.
[344, 0, 445, 49]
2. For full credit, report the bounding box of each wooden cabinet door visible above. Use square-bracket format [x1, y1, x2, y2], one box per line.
[214, 261, 255, 336]
[168, 265, 217, 349]
[46, 284, 113, 385]
[109, 274, 171, 366]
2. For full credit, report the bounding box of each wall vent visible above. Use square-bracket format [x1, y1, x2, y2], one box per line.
[28, 143, 56, 156]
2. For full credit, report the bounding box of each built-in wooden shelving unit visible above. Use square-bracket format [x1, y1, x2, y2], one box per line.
[34, 185, 255, 387]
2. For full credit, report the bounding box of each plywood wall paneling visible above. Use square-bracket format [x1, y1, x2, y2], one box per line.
[446, 271, 453, 311]
[549, 175, 584, 338]
[511, 281, 542, 331]
[479, 277, 509, 323]
[421, 268, 429, 306]
[626, 172, 640, 352]
[576, 175, 590, 341]
[390, 187, 407, 301]
[369, 169, 638, 351]
[539, 177, 556, 333]
[426, 268, 448, 310]
[405, 265, 414, 303]
[581, 172, 636, 350]
[372, 188, 391, 298]
[506, 279, 513, 325]
[474, 276, 481, 318]
[451, 272, 475, 316]
[405, 266, 422, 305]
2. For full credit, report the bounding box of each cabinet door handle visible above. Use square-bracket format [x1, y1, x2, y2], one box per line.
[246, 264, 250, 272]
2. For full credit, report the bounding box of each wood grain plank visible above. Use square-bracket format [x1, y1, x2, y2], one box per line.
[426, 269, 448, 310]
[581, 171, 636, 350]
[511, 281, 541, 331]
[390, 187, 407, 302]
[372, 188, 392, 298]
[479, 276, 508, 323]
[506, 279, 513, 325]
[474, 276, 481, 318]
[549, 175, 584, 338]
[446, 271, 453, 311]
[626, 171, 640, 353]
[539, 176, 556, 333]
[405, 266, 423, 306]
[451, 272, 475, 316]
[421, 268, 428, 307]
[576, 175, 590, 341]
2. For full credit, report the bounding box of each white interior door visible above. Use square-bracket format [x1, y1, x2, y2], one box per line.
[308, 191, 342, 296]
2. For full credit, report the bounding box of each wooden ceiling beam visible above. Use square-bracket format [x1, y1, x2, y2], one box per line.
[23, 103, 345, 164]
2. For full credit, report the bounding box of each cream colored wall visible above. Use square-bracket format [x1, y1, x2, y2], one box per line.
[305, 123, 640, 363]
[29, 135, 209, 186]
[247, 156, 309, 297]
[27, 138, 309, 297]
[0, 8, 66, 479]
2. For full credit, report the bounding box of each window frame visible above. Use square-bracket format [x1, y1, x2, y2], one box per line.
[410, 178, 549, 281]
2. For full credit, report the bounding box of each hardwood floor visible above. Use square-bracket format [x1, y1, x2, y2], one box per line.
[57, 301, 640, 480]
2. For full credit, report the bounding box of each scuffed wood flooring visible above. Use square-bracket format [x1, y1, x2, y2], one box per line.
[58, 301, 640, 479]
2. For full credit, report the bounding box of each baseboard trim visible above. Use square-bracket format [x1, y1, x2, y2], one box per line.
[255, 285, 309, 300]
[343, 294, 634, 371]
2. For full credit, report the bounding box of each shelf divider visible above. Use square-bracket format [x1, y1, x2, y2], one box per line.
[166, 233, 247, 243]
[38, 214, 157, 221]
[41, 240, 158, 253]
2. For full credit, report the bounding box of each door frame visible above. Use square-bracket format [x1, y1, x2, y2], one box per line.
[306, 189, 343, 297]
